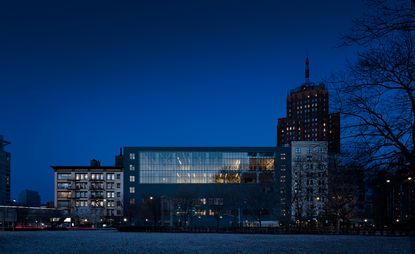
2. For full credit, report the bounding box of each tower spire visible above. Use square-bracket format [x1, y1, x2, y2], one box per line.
[305, 56, 310, 83]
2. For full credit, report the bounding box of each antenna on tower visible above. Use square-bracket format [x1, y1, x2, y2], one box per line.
[305, 56, 310, 84]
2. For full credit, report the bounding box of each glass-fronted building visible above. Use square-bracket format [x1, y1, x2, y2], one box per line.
[124, 147, 291, 227]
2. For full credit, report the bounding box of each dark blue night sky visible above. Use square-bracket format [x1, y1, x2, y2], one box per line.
[1, 0, 362, 202]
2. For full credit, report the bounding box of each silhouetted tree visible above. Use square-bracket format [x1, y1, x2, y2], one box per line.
[243, 185, 277, 228]
[326, 157, 364, 232]
[343, 0, 415, 46]
[139, 195, 162, 226]
[333, 0, 415, 173]
[174, 190, 197, 227]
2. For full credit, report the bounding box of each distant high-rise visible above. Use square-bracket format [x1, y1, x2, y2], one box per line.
[0, 135, 11, 205]
[18, 189, 41, 207]
[277, 58, 340, 153]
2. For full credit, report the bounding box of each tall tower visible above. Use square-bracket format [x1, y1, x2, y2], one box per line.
[0, 135, 11, 205]
[277, 58, 340, 154]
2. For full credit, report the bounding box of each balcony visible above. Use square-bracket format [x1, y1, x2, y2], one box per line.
[90, 195, 105, 199]
[90, 178, 105, 182]
[90, 186, 105, 190]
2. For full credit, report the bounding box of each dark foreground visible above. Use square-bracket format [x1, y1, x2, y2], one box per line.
[0, 230, 414, 254]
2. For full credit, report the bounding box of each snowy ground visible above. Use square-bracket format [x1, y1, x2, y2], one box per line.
[0, 230, 413, 254]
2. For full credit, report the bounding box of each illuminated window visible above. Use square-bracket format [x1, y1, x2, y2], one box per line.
[106, 174, 115, 181]
[129, 153, 135, 160]
[129, 187, 135, 193]
[57, 173, 72, 180]
[130, 176, 135, 182]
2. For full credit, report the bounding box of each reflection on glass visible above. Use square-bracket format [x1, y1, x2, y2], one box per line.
[139, 151, 277, 184]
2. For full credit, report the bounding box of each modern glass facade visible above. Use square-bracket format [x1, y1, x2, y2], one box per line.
[124, 147, 292, 226]
[138, 151, 276, 184]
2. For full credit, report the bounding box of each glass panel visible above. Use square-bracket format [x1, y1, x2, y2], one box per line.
[138, 151, 277, 184]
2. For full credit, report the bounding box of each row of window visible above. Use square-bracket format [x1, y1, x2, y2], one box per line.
[57, 182, 121, 190]
[57, 173, 121, 180]
[129, 172, 275, 185]
[57, 191, 121, 199]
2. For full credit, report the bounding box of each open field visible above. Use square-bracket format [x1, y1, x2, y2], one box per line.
[0, 230, 414, 254]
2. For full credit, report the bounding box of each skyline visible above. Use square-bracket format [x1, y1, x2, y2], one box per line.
[1, 0, 364, 202]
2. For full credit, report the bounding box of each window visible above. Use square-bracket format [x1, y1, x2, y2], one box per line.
[117, 192, 121, 197]
[75, 191, 87, 198]
[129, 164, 135, 171]
[107, 192, 115, 198]
[57, 183, 71, 190]
[91, 174, 104, 180]
[295, 148, 301, 154]
[130, 176, 135, 182]
[75, 182, 88, 189]
[75, 173, 88, 180]
[57, 200, 69, 207]
[106, 174, 115, 181]
[116, 183, 121, 188]
[57, 191, 71, 198]
[57, 173, 72, 180]
[116, 174, 121, 180]
[129, 187, 135, 193]
[129, 198, 135, 205]
[129, 153, 135, 160]
[75, 201, 88, 207]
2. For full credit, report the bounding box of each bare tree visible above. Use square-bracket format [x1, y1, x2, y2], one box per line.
[241, 185, 277, 228]
[139, 195, 162, 226]
[333, 0, 415, 173]
[174, 190, 197, 227]
[343, 0, 415, 46]
[326, 157, 364, 233]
